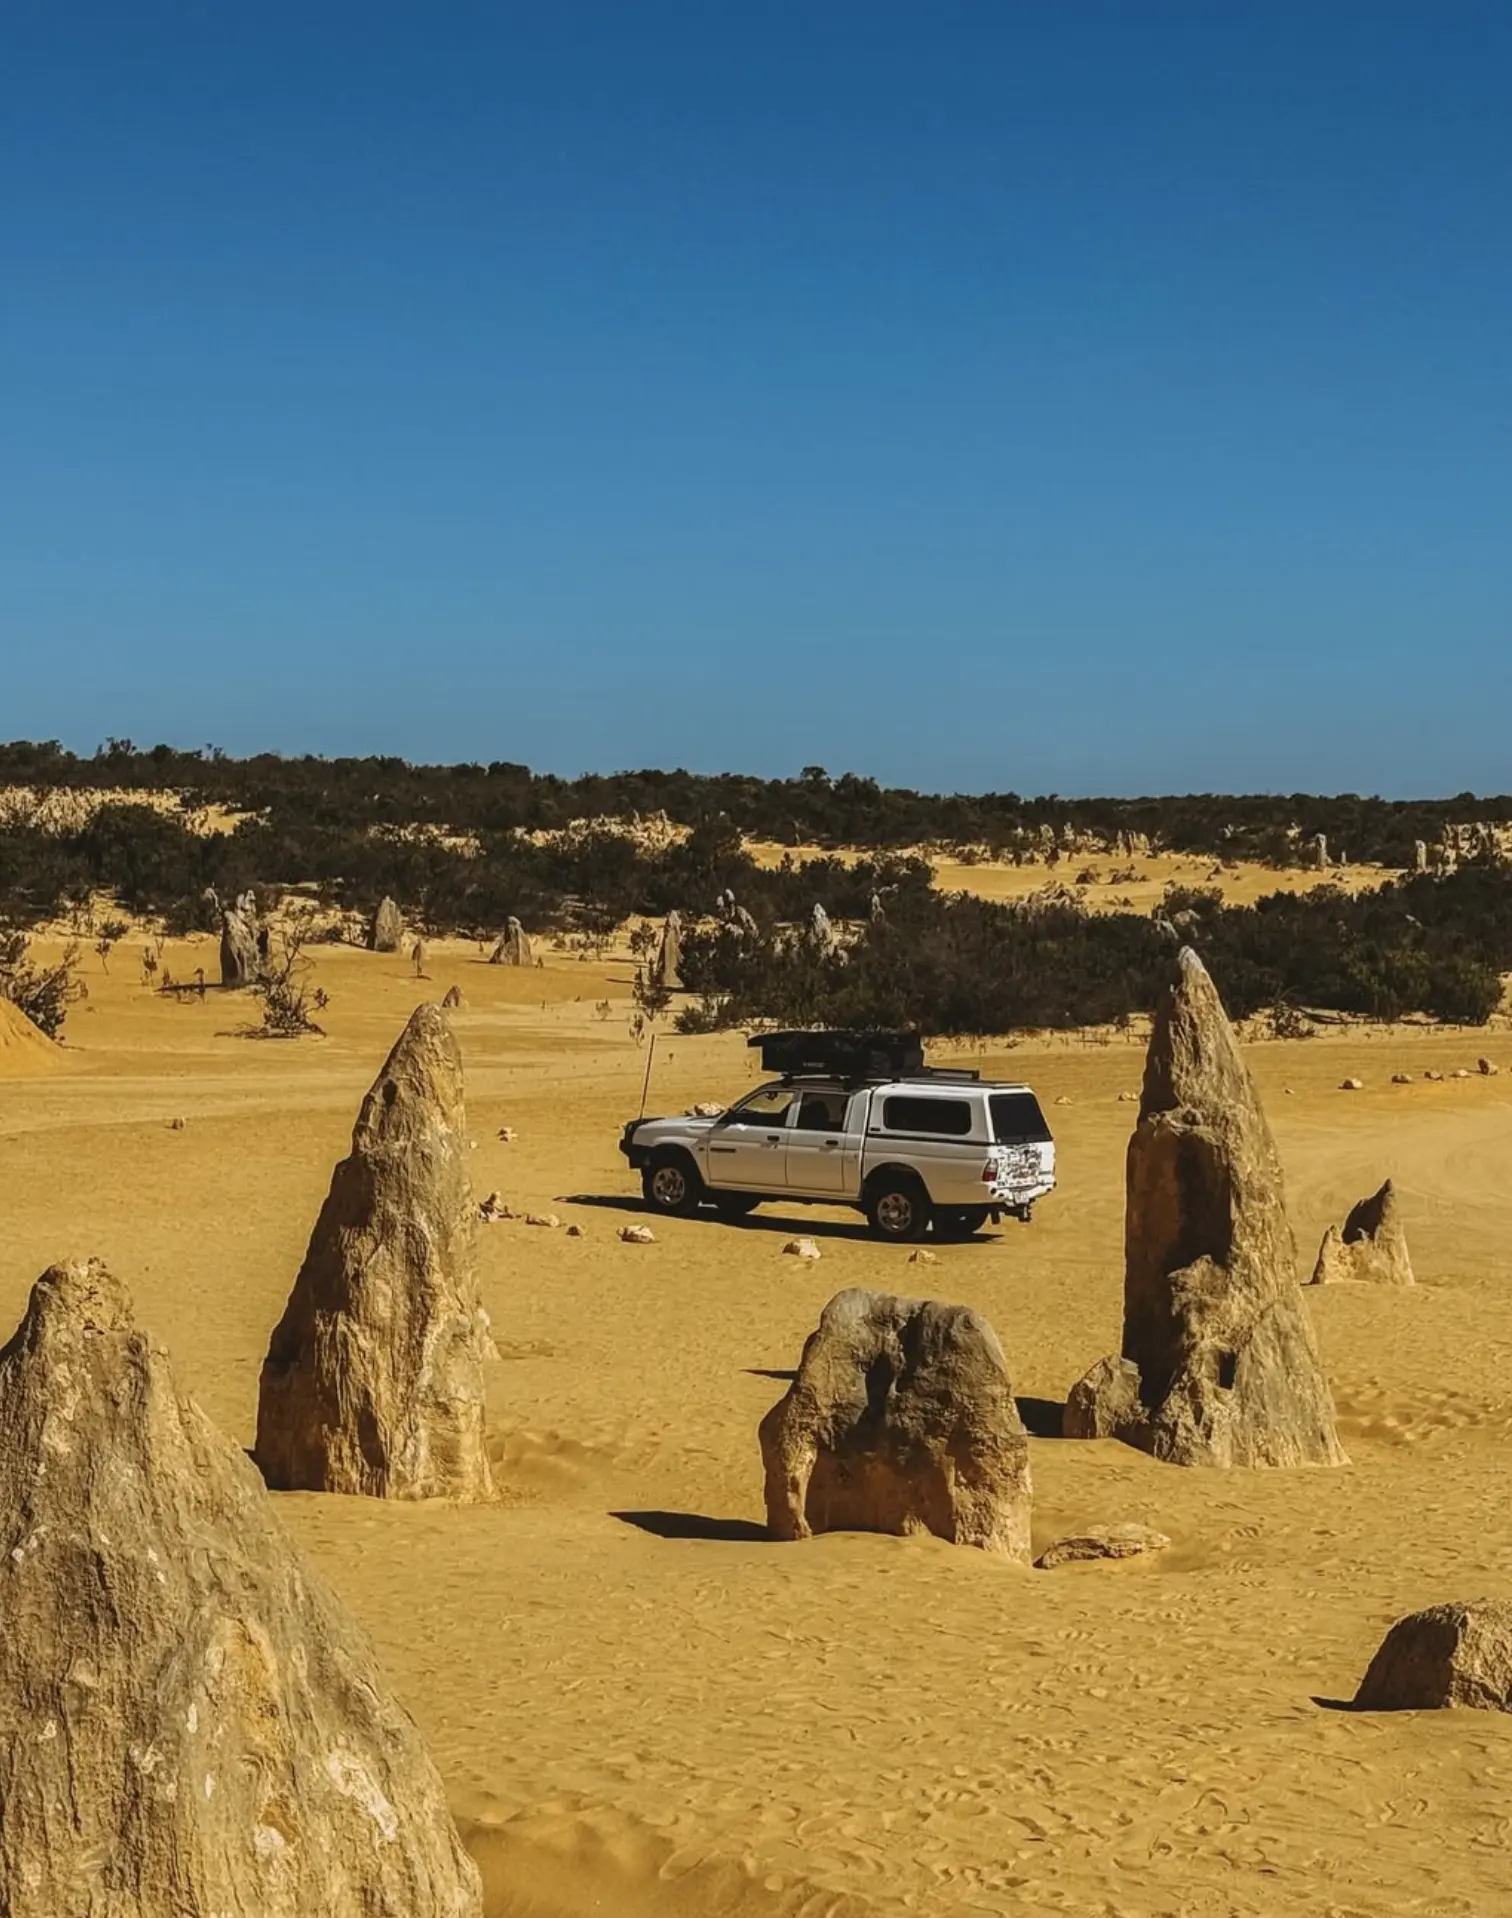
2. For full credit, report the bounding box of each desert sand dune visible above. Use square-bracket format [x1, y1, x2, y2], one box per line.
[5, 932, 1512, 1913]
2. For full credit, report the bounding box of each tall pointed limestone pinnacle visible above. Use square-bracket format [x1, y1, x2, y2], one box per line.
[0, 1259, 483, 1916]
[1065, 948, 1346, 1467]
[255, 1002, 495, 1500]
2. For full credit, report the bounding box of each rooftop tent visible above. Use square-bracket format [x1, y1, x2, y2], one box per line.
[748, 1029, 925, 1081]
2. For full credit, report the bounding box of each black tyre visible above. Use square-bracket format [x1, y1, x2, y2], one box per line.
[711, 1192, 761, 1220]
[935, 1205, 992, 1239]
[642, 1151, 704, 1218]
[864, 1174, 932, 1243]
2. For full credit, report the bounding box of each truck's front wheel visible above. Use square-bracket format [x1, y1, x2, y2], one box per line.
[864, 1174, 932, 1243]
[642, 1151, 704, 1218]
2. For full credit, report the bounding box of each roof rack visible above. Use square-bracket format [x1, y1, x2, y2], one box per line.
[749, 1028, 925, 1081]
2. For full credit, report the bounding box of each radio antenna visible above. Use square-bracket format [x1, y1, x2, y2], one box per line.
[638, 1030, 658, 1119]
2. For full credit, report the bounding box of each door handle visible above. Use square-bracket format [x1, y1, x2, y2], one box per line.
[765, 1134, 782, 1145]
[822, 1139, 839, 1149]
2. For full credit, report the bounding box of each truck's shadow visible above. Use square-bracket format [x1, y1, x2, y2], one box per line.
[558, 1194, 1002, 1246]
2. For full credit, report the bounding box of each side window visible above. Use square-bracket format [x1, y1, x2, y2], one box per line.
[880, 1096, 974, 1137]
[795, 1091, 849, 1132]
[726, 1086, 799, 1125]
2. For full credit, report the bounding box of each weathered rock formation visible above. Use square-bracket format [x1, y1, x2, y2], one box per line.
[654, 910, 682, 989]
[441, 983, 466, 1009]
[0, 1259, 484, 1917]
[219, 893, 263, 986]
[1310, 1179, 1414, 1287]
[760, 1288, 1032, 1558]
[1414, 839, 1430, 873]
[808, 902, 835, 952]
[255, 1003, 494, 1500]
[1064, 948, 1345, 1467]
[1312, 833, 1329, 869]
[1355, 1600, 1512, 1712]
[491, 917, 532, 966]
[369, 895, 403, 952]
[1062, 1354, 1143, 1440]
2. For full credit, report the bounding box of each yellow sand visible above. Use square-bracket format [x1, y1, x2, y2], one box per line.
[5, 931, 1512, 1915]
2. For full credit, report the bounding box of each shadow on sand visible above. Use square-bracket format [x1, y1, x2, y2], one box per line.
[612, 1509, 771, 1543]
[1016, 1396, 1069, 1438]
[559, 1194, 1003, 1247]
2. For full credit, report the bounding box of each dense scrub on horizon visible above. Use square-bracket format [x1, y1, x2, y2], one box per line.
[0, 802, 924, 944]
[3, 770, 1510, 1033]
[676, 872, 1510, 1034]
[4, 737, 1510, 867]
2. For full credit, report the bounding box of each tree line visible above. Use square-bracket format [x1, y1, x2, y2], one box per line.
[3, 737, 1509, 866]
[3, 751, 1511, 1036]
[676, 873, 1509, 1034]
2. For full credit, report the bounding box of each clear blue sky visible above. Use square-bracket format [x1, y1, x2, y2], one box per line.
[3, 3, 1508, 795]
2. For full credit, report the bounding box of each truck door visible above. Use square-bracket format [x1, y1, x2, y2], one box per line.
[704, 1085, 797, 1190]
[784, 1088, 861, 1196]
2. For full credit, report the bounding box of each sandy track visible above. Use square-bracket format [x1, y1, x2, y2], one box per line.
[5, 937, 1512, 1914]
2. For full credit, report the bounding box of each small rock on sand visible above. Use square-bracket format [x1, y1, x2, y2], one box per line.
[478, 1192, 511, 1223]
[783, 1238, 822, 1260]
[1479, 1058, 1499, 1076]
[565, 1223, 583, 1238]
[167, 1116, 186, 1130]
[1424, 1070, 1445, 1082]
[907, 1248, 938, 1266]
[497, 1127, 519, 1143]
[620, 1224, 656, 1244]
[1035, 1523, 1172, 1569]
[1451, 1068, 1472, 1080]
[1391, 1073, 1412, 1085]
[523, 1212, 560, 1229]
[1340, 1078, 1364, 1091]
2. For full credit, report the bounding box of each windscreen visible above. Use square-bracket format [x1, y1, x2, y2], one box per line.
[990, 1093, 1052, 1144]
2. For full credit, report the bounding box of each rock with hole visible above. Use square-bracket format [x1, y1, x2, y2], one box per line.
[255, 1003, 494, 1500]
[0, 1259, 483, 1917]
[760, 1288, 1032, 1558]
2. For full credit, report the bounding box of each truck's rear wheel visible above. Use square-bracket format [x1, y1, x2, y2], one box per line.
[935, 1205, 992, 1239]
[865, 1174, 932, 1243]
[642, 1151, 704, 1218]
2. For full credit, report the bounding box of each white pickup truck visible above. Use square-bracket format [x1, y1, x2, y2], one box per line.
[619, 1031, 1056, 1242]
